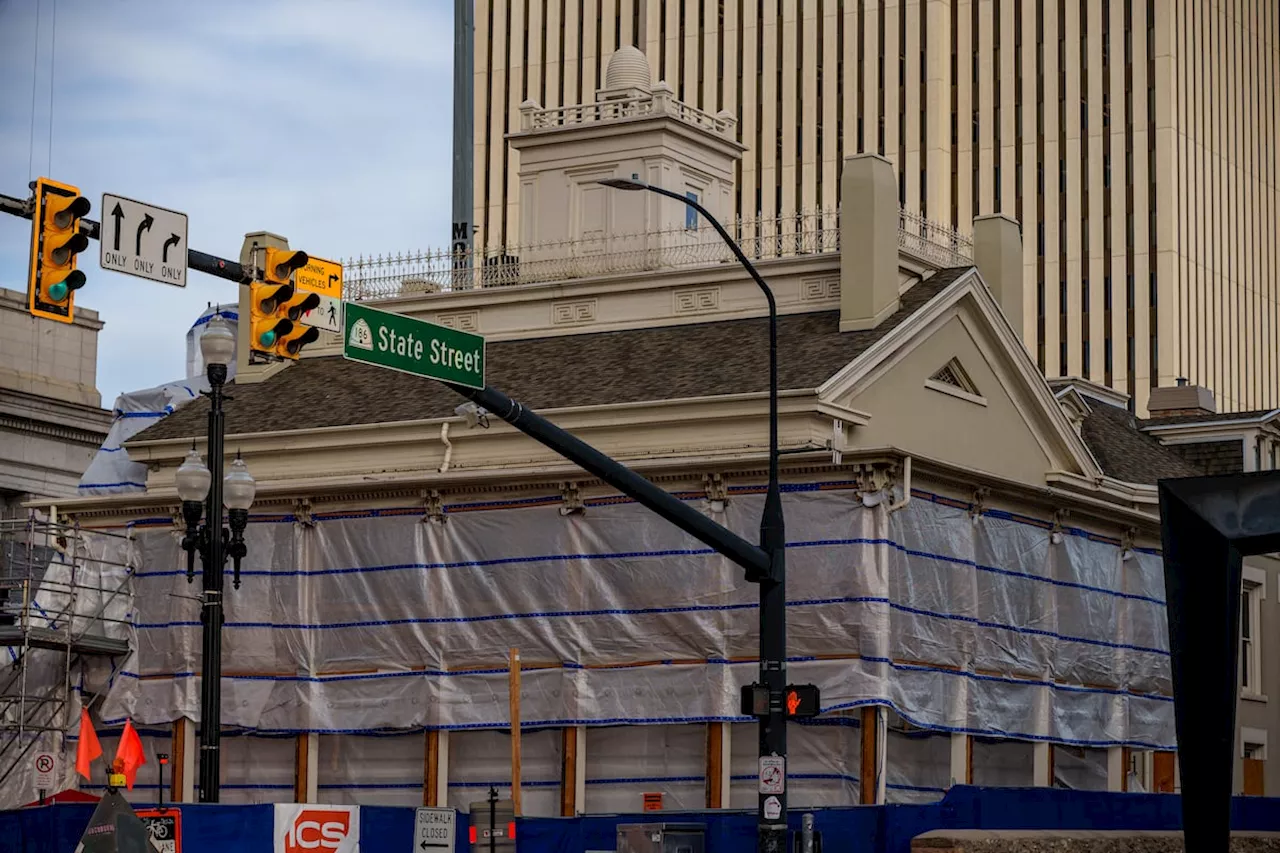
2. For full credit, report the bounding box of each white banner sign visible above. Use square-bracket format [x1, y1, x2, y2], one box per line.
[274, 804, 360, 853]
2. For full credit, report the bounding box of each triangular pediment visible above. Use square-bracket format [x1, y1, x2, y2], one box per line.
[818, 269, 1103, 484]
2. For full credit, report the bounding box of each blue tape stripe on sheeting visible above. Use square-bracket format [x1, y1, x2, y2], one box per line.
[117, 654, 1173, 705]
[79, 481, 148, 490]
[821, 696, 1175, 750]
[446, 780, 561, 789]
[130, 535, 1165, 607]
[117, 411, 169, 419]
[586, 776, 705, 785]
[129, 594, 1169, 657]
[88, 715, 1175, 751]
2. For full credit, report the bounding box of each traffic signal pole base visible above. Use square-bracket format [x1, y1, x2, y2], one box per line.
[758, 823, 788, 853]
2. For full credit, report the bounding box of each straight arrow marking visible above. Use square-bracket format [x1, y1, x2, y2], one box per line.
[110, 203, 124, 251]
[162, 233, 180, 262]
[135, 213, 154, 255]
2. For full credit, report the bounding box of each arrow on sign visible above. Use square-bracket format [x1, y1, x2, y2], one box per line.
[163, 233, 180, 262]
[329, 273, 339, 288]
[110, 203, 125, 251]
[135, 213, 154, 255]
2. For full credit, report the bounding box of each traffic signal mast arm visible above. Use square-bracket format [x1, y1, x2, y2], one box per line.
[1, 191, 252, 285]
[445, 381, 773, 580]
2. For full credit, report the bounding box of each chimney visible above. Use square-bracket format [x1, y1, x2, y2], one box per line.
[972, 214, 1028, 348]
[1147, 379, 1218, 418]
[839, 153, 899, 331]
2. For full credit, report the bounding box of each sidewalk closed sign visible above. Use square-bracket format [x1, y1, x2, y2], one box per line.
[274, 804, 359, 853]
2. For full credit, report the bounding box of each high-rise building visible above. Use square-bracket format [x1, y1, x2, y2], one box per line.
[471, 1, 1279, 413]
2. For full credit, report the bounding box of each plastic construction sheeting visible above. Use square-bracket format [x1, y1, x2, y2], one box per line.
[584, 723, 704, 813]
[885, 725, 950, 804]
[447, 727, 561, 817]
[730, 720, 864, 808]
[97, 483, 1173, 758]
[971, 738, 1036, 788]
[77, 303, 237, 497]
[317, 733, 425, 807]
[1053, 745, 1109, 791]
[217, 733, 295, 804]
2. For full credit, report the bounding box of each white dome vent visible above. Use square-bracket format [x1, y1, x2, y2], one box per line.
[602, 46, 652, 93]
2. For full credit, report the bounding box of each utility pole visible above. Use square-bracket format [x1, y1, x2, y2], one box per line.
[451, 0, 475, 284]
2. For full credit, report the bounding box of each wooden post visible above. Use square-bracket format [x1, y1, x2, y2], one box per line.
[425, 730, 440, 806]
[860, 707, 878, 804]
[293, 733, 320, 803]
[170, 718, 195, 803]
[560, 727, 577, 816]
[706, 722, 725, 808]
[509, 648, 522, 815]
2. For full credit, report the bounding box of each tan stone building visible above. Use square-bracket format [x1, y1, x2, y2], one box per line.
[469, 0, 1280, 415]
[4, 48, 1276, 811]
[0, 287, 110, 514]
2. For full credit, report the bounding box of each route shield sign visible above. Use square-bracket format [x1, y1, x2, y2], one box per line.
[343, 301, 485, 389]
[99, 193, 188, 287]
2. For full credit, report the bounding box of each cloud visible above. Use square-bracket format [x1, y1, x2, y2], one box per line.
[0, 0, 456, 405]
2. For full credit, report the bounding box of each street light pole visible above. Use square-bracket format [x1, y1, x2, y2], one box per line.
[175, 314, 257, 804]
[600, 178, 787, 853]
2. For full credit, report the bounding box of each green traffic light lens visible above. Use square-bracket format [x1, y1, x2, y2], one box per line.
[258, 330, 276, 347]
[47, 281, 68, 302]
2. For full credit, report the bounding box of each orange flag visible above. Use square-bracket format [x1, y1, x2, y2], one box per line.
[75, 707, 102, 779]
[114, 720, 146, 791]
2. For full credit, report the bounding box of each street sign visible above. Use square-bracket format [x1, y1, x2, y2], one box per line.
[295, 254, 342, 299]
[99, 193, 188, 287]
[137, 808, 182, 853]
[758, 755, 785, 794]
[413, 807, 456, 851]
[343, 301, 485, 389]
[300, 293, 343, 333]
[33, 752, 57, 789]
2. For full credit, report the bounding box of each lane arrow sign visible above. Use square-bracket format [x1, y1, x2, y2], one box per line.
[162, 233, 180, 262]
[135, 213, 154, 255]
[110, 203, 124, 251]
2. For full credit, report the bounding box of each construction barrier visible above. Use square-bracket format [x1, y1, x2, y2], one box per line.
[2, 787, 1280, 853]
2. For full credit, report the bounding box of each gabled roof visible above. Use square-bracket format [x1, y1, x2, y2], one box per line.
[1143, 408, 1280, 428]
[132, 268, 973, 443]
[1079, 400, 1204, 485]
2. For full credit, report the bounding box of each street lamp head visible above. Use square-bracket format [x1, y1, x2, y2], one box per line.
[222, 454, 257, 511]
[199, 314, 237, 369]
[175, 447, 212, 503]
[598, 176, 649, 191]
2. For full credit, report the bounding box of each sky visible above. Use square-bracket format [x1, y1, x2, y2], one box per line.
[0, 0, 455, 405]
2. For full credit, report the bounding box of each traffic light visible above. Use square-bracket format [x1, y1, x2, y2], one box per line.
[274, 288, 321, 358]
[27, 178, 90, 323]
[260, 248, 320, 360]
[248, 279, 295, 356]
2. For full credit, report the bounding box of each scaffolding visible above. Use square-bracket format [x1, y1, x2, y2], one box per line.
[0, 513, 133, 792]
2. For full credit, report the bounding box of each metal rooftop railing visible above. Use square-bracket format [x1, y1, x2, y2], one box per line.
[344, 207, 973, 301]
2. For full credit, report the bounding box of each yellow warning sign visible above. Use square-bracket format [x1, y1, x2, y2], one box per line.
[295, 255, 342, 299]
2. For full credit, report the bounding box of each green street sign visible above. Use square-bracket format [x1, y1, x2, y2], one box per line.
[343, 301, 485, 389]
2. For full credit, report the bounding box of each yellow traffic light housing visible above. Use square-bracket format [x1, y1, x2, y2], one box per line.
[264, 248, 308, 285]
[272, 288, 321, 359]
[28, 177, 91, 323]
[248, 280, 295, 356]
[249, 247, 323, 360]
